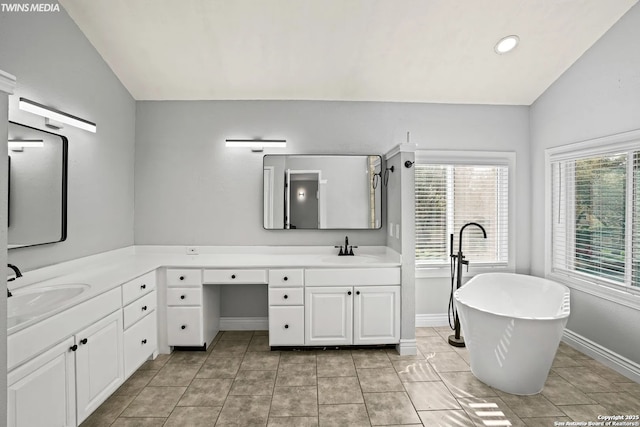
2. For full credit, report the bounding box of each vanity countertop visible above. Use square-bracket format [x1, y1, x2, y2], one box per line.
[8, 245, 401, 334]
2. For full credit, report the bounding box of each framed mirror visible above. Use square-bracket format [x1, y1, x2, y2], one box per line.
[263, 155, 382, 230]
[7, 121, 68, 249]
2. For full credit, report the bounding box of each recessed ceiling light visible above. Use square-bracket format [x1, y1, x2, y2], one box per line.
[494, 35, 519, 54]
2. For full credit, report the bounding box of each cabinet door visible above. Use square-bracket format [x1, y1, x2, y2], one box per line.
[305, 286, 352, 346]
[75, 310, 125, 424]
[7, 337, 76, 427]
[353, 286, 400, 345]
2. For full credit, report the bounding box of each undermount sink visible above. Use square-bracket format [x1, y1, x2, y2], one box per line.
[8, 284, 90, 323]
[321, 255, 380, 264]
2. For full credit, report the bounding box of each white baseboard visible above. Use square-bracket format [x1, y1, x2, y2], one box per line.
[397, 339, 418, 356]
[219, 317, 269, 331]
[563, 328, 640, 383]
[415, 313, 449, 327]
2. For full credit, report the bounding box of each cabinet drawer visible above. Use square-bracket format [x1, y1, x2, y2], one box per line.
[167, 269, 202, 287]
[124, 311, 157, 378]
[269, 306, 304, 346]
[122, 271, 156, 307]
[203, 269, 267, 284]
[268, 269, 304, 287]
[123, 292, 157, 330]
[167, 307, 203, 347]
[167, 288, 202, 306]
[268, 287, 303, 305]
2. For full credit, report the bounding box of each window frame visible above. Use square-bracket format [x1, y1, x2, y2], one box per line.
[545, 129, 640, 310]
[415, 150, 516, 278]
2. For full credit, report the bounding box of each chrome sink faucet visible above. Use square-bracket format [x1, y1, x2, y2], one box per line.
[7, 263, 22, 297]
[334, 236, 358, 256]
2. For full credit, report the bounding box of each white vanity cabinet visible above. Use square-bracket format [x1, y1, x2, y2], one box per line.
[122, 271, 158, 378]
[268, 269, 305, 346]
[304, 268, 401, 346]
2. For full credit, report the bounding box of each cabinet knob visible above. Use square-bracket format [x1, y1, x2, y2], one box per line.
[356, 291, 360, 295]
[283, 294, 288, 299]
[180, 295, 186, 300]
[69, 344, 78, 352]
[141, 339, 147, 345]
[142, 305, 148, 311]
[347, 291, 352, 295]
[140, 284, 146, 289]
[181, 325, 187, 330]
[179, 275, 185, 281]
[231, 274, 236, 279]
[283, 276, 288, 281]
[80, 338, 88, 345]
[284, 324, 289, 329]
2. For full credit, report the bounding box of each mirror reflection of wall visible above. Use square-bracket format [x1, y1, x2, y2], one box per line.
[263, 155, 382, 230]
[7, 122, 67, 249]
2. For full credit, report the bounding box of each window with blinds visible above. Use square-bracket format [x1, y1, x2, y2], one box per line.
[550, 146, 640, 290]
[415, 163, 509, 266]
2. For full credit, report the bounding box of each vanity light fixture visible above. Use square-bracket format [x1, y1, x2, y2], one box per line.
[8, 139, 44, 151]
[494, 35, 520, 54]
[225, 139, 287, 152]
[18, 97, 97, 133]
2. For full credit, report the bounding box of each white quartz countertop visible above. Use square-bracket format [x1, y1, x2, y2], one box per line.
[8, 245, 401, 334]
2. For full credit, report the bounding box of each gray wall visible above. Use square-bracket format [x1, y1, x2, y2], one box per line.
[0, 1, 136, 271]
[530, 3, 640, 363]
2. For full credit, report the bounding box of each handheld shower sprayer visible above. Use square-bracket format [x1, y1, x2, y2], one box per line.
[448, 222, 487, 347]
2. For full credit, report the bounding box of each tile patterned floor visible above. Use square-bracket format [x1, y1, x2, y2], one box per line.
[81, 327, 640, 426]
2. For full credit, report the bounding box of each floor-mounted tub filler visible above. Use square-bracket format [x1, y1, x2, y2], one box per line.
[454, 273, 570, 395]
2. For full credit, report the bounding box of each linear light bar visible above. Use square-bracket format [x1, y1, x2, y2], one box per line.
[225, 139, 287, 148]
[8, 139, 44, 149]
[19, 97, 97, 133]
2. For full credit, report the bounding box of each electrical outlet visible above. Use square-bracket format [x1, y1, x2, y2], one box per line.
[186, 247, 198, 255]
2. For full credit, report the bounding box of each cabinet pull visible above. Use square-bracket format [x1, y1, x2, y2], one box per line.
[284, 324, 289, 329]
[179, 275, 185, 281]
[356, 291, 360, 295]
[283, 294, 288, 299]
[141, 339, 147, 345]
[180, 295, 186, 300]
[80, 338, 88, 345]
[347, 291, 352, 295]
[231, 274, 236, 279]
[181, 325, 187, 330]
[142, 305, 148, 311]
[140, 284, 146, 289]
[283, 276, 288, 281]
[69, 344, 78, 352]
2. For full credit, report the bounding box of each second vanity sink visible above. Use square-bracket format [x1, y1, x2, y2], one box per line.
[8, 283, 90, 323]
[321, 255, 380, 264]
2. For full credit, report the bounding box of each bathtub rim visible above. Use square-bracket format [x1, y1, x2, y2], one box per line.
[454, 272, 570, 321]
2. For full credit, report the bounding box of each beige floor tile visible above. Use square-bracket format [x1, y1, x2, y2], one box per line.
[557, 404, 609, 421]
[167, 350, 209, 365]
[417, 335, 453, 353]
[267, 417, 319, 426]
[552, 353, 587, 368]
[425, 351, 470, 372]
[457, 396, 526, 427]
[357, 367, 404, 392]
[496, 392, 566, 418]
[210, 339, 250, 356]
[318, 404, 370, 427]
[315, 350, 353, 360]
[618, 382, 640, 394]
[276, 363, 317, 386]
[220, 331, 254, 342]
[79, 394, 136, 427]
[589, 392, 640, 413]
[177, 378, 233, 406]
[439, 371, 497, 398]
[215, 395, 271, 426]
[521, 417, 572, 427]
[317, 377, 363, 404]
[270, 386, 318, 417]
[417, 409, 472, 426]
[557, 342, 588, 359]
[139, 353, 171, 371]
[385, 349, 426, 361]
[541, 375, 596, 406]
[113, 370, 157, 397]
[236, 370, 277, 380]
[241, 351, 281, 370]
[581, 359, 636, 383]
[392, 359, 440, 382]
[254, 330, 269, 336]
[164, 406, 222, 426]
[280, 351, 317, 365]
[404, 381, 460, 411]
[247, 335, 271, 352]
[352, 351, 392, 369]
[363, 392, 421, 425]
[110, 418, 166, 427]
[316, 357, 356, 378]
[554, 367, 616, 393]
[416, 327, 440, 337]
[230, 377, 275, 396]
[148, 363, 201, 387]
[121, 386, 186, 418]
[197, 357, 242, 378]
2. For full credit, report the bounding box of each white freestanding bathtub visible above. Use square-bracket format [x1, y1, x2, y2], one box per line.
[454, 273, 570, 395]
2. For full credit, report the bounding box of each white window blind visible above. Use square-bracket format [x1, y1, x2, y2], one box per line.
[415, 164, 509, 266]
[551, 148, 640, 290]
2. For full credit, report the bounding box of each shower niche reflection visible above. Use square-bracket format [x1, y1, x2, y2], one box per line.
[7, 121, 67, 249]
[263, 155, 382, 230]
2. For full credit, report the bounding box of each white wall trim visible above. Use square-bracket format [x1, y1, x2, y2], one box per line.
[219, 317, 269, 331]
[397, 339, 417, 356]
[385, 142, 417, 160]
[416, 313, 449, 327]
[0, 70, 16, 94]
[563, 328, 640, 383]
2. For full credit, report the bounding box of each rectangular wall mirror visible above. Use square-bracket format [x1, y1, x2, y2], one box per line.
[7, 121, 68, 249]
[263, 154, 382, 230]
